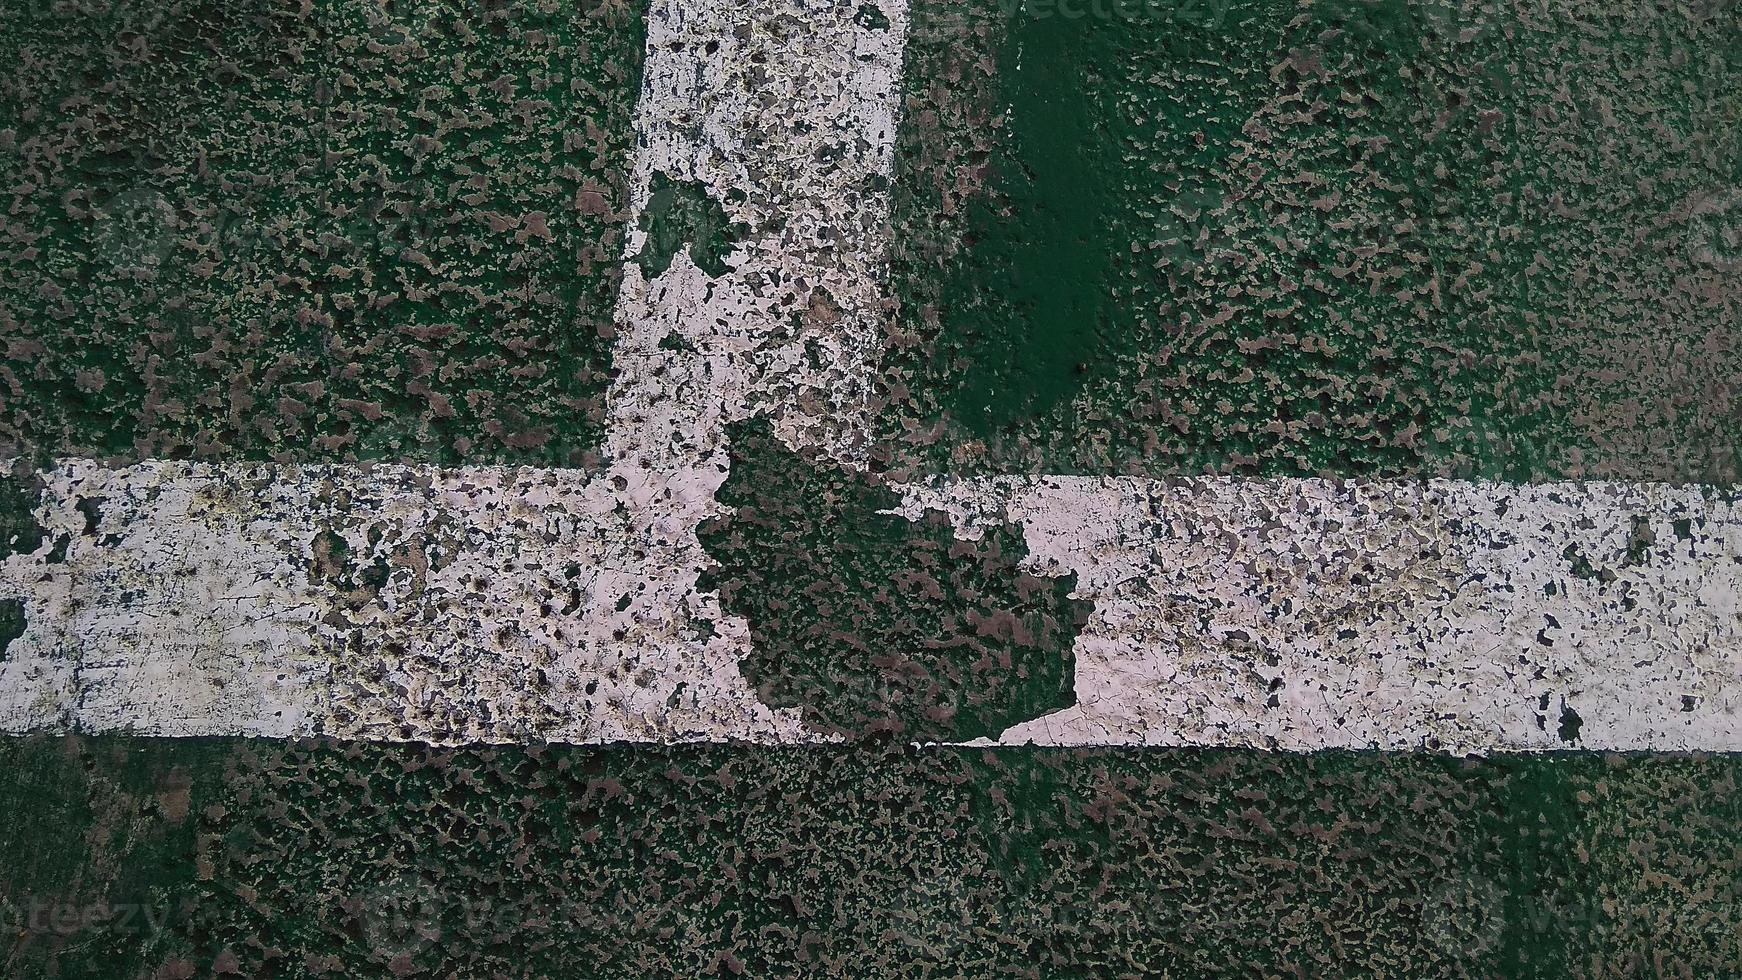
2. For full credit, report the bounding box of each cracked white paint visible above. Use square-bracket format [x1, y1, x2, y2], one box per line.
[2, 0, 1740, 754]
[5, 460, 1741, 750]
[892, 478, 1742, 752]
[0, 459, 810, 742]
[583, 0, 910, 741]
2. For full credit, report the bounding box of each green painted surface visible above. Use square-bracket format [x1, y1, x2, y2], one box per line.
[637, 173, 745, 279]
[701, 420, 1088, 742]
[0, 599, 23, 659]
[1, 735, 1738, 978]
[880, 0, 1742, 480]
[0, 0, 646, 465]
[0, 473, 46, 559]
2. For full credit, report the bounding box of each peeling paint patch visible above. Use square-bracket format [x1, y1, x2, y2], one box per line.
[0, 471, 45, 559]
[636, 173, 745, 278]
[0, 598, 23, 660]
[700, 419, 1087, 741]
[0, 459, 809, 744]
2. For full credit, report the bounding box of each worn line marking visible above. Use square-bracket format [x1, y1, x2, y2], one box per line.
[1, 0, 910, 745]
[4, 459, 1739, 751]
[896, 477, 1742, 752]
[2, 0, 1738, 752]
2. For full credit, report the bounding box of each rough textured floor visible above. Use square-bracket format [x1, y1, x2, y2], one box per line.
[0, 0, 1737, 976]
[881, 0, 1741, 481]
[3, 737, 1742, 978]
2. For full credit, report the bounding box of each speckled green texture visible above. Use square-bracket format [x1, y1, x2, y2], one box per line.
[638, 173, 745, 279]
[879, 0, 1741, 480]
[0, 0, 646, 465]
[700, 419, 1088, 742]
[0, 599, 23, 659]
[0, 471, 46, 558]
[1, 735, 1738, 978]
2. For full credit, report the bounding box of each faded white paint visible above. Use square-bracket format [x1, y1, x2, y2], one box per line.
[4, 460, 1740, 751]
[581, 0, 910, 740]
[894, 478, 1742, 752]
[0, 0, 911, 745]
[0, 459, 811, 743]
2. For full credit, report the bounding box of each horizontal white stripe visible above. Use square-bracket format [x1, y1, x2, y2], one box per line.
[896, 478, 1742, 752]
[0, 459, 804, 743]
[3, 463, 1738, 751]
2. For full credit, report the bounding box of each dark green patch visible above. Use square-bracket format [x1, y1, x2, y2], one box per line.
[882, 0, 1742, 480]
[0, 473, 45, 559]
[854, 2, 892, 30]
[2, 736, 1740, 978]
[0, 598, 24, 659]
[74, 496, 103, 538]
[700, 419, 1087, 741]
[1557, 702, 1583, 743]
[0, 0, 648, 465]
[637, 172, 744, 279]
[308, 523, 393, 609]
[1624, 514, 1655, 566]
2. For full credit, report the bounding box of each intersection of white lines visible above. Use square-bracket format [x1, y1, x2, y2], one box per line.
[2, 0, 1737, 752]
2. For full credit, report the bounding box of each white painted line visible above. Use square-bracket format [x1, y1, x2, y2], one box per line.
[3, 460, 1739, 751]
[0, 0, 913, 745]
[895, 478, 1742, 752]
[0, 459, 809, 743]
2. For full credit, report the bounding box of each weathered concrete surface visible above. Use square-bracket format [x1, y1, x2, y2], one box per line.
[1, 0, 1737, 756]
